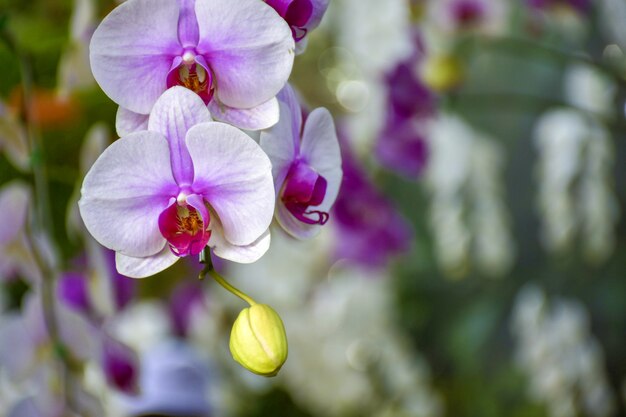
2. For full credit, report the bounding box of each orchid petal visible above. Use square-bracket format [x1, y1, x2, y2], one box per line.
[148, 87, 211, 186]
[266, 0, 291, 16]
[177, 0, 199, 48]
[307, 0, 330, 30]
[186, 122, 275, 246]
[209, 221, 271, 263]
[259, 102, 298, 194]
[294, 36, 308, 55]
[115, 247, 179, 278]
[300, 107, 342, 212]
[79, 132, 178, 257]
[89, 0, 182, 114]
[276, 84, 303, 146]
[195, 0, 294, 109]
[0, 181, 29, 245]
[116, 107, 149, 137]
[207, 96, 279, 131]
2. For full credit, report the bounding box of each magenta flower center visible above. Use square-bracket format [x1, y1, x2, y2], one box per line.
[281, 161, 329, 225]
[167, 53, 215, 104]
[158, 201, 211, 257]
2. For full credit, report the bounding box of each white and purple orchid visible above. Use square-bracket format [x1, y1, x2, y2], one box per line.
[78, 87, 275, 278]
[260, 85, 342, 239]
[265, 0, 329, 54]
[89, 0, 295, 133]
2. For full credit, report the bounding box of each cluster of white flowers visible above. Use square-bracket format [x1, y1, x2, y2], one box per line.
[512, 285, 616, 417]
[425, 113, 514, 278]
[534, 65, 619, 262]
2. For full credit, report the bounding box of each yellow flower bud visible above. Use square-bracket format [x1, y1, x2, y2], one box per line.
[420, 54, 464, 93]
[229, 304, 288, 377]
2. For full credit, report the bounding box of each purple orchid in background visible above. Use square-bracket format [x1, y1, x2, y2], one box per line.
[101, 334, 140, 395]
[333, 141, 413, 268]
[260, 85, 342, 239]
[265, 0, 329, 54]
[90, 0, 295, 133]
[375, 42, 434, 179]
[79, 87, 275, 278]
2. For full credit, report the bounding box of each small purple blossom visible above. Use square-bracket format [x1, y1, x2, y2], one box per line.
[90, 0, 295, 131]
[376, 47, 434, 178]
[57, 272, 91, 314]
[333, 142, 413, 268]
[260, 85, 342, 239]
[265, 0, 329, 53]
[452, 0, 487, 27]
[102, 335, 140, 395]
[79, 87, 275, 278]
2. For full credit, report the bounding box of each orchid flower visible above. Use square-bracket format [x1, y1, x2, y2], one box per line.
[89, 0, 295, 133]
[78, 87, 275, 278]
[265, 0, 329, 54]
[260, 85, 342, 239]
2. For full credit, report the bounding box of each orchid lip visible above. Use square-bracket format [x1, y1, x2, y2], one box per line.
[158, 198, 211, 257]
[166, 57, 215, 104]
[281, 161, 329, 226]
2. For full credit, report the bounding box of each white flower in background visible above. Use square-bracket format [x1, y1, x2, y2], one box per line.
[469, 138, 515, 275]
[511, 285, 616, 417]
[534, 109, 586, 253]
[534, 107, 618, 262]
[328, 0, 413, 153]
[57, 0, 97, 96]
[108, 301, 172, 354]
[333, 0, 412, 77]
[564, 64, 615, 117]
[598, 0, 626, 51]
[425, 113, 514, 278]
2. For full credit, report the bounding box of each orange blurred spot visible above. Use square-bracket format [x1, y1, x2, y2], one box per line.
[9, 87, 80, 129]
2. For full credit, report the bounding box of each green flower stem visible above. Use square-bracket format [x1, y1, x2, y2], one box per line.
[198, 248, 257, 306]
[210, 269, 258, 306]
